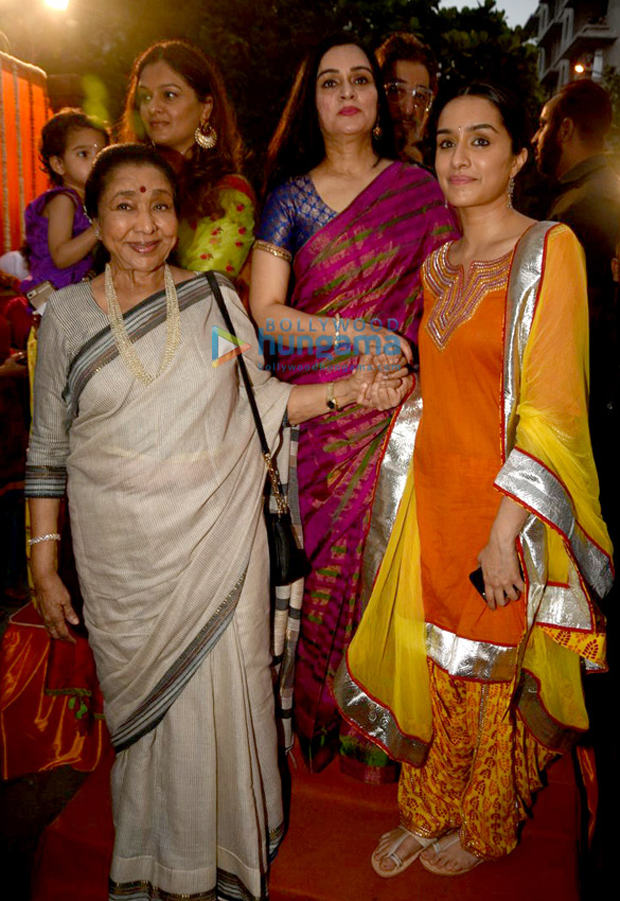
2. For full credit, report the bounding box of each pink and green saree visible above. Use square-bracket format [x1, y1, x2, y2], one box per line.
[258, 161, 457, 779]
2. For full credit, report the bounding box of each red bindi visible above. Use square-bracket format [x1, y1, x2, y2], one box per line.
[139, 186, 147, 193]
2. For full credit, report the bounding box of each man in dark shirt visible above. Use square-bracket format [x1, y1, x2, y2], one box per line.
[532, 79, 619, 531]
[533, 79, 617, 891]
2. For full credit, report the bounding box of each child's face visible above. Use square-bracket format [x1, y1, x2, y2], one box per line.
[51, 127, 106, 193]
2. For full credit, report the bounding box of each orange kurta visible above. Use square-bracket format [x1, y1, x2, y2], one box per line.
[415, 248, 526, 649]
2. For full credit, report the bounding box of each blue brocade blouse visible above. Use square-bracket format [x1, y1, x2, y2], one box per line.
[255, 175, 336, 261]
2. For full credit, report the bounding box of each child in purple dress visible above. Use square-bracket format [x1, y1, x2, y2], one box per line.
[21, 109, 109, 295]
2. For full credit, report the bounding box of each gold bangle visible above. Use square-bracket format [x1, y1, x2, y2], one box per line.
[253, 239, 293, 263]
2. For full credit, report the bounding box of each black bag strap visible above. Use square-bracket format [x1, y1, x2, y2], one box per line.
[206, 271, 287, 513]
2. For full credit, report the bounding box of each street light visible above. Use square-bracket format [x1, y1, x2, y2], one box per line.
[44, 0, 70, 9]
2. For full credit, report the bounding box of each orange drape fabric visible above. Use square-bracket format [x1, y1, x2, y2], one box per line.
[0, 603, 108, 779]
[0, 51, 50, 254]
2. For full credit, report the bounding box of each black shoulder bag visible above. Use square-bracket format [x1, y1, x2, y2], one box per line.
[206, 271, 311, 586]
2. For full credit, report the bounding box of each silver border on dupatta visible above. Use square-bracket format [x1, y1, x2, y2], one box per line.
[333, 387, 428, 767]
[502, 223, 610, 743]
[332, 663, 429, 766]
[359, 383, 422, 615]
[497, 449, 613, 601]
[425, 623, 517, 681]
[502, 221, 555, 630]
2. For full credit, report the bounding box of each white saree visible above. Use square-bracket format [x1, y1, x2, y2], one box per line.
[26, 273, 292, 900]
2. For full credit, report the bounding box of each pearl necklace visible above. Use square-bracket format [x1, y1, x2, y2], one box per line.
[104, 263, 181, 386]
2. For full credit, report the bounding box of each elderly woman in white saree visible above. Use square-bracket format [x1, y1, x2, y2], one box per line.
[25, 144, 411, 901]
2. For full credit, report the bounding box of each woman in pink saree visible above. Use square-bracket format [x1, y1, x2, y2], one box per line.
[250, 35, 457, 781]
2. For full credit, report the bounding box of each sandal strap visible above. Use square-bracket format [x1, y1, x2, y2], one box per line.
[401, 828, 435, 850]
[388, 850, 403, 868]
[429, 831, 460, 856]
[380, 825, 435, 864]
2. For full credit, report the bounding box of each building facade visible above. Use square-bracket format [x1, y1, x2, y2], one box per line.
[531, 0, 620, 93]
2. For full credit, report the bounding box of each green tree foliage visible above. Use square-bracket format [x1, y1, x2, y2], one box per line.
[1, 0, 541, 176]
[434, 2, 542, 117]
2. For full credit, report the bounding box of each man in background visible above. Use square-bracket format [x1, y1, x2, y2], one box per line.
[532, 79, 619, 532]
[533, 78, 618, 894]
[376, 32, 438, 165]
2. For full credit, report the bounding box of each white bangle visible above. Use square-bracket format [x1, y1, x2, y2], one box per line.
[28, 533, 61, 547]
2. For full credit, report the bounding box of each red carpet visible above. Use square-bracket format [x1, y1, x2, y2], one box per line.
[270, 752, 580, 901]
[32, 747, 580, 901]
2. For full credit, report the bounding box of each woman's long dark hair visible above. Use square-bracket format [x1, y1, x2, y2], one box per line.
[119, 40, 245, 221]
[264, 34, 395, 195]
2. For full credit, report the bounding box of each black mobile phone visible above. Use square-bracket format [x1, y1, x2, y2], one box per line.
[469, 566, 486, 599]
[469, 564, 524, 601]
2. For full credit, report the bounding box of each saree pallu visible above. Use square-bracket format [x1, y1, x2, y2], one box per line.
[275, 162, 455, 778]
[26, 275, 291, 900]
[334, 223, 613, 850]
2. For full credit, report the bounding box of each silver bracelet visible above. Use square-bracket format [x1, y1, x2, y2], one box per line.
[28, 533, 61, 547]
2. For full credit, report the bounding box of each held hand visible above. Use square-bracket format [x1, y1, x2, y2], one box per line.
[358, 373, 414, 410]
[376, 329, 413, 366]
[348, 349, 409, 389]
[373, 351, 410, 381]
[346, 352, 413, 409]
[34, 572, 79, 642]
[476, 536, 524, 611]
[347, 352, 380, 396]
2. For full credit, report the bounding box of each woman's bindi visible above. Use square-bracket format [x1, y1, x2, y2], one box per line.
[139, 186, 147, 193]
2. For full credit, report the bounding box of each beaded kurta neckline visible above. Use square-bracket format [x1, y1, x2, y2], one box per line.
[105, 263, 181, 386]
[424, 242, 512, 351]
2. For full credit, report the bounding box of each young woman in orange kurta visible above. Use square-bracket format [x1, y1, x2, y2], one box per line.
[335, 84, 612, 879]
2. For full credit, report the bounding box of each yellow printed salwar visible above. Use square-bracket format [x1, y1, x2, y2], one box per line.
[334, 223, 613, 858]
[398, 662, 555, 858]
